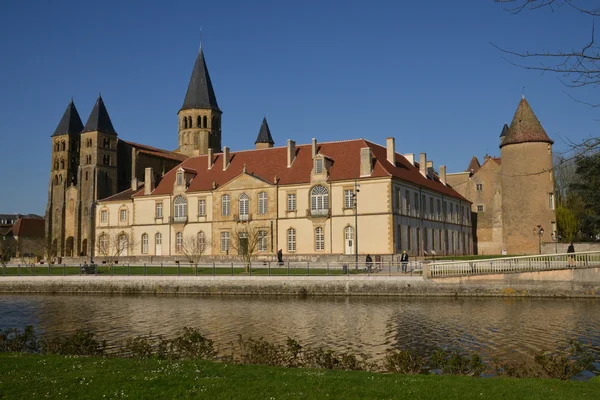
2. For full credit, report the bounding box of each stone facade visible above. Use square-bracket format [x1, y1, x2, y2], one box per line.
[447, 97, 556, 255]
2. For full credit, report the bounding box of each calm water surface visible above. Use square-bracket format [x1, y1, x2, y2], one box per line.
[1, 294, 599, 362]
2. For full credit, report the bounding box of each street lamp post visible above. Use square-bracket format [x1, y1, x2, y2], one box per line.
[533, 225, 544, 255]
[552, 231, 562, 254]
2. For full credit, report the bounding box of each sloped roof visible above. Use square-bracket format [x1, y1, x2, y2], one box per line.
[180, 47, 220, 112]
[255, 117, 274, 145]
[466, 156, 481, 173]
[82, 95, 117, 134]
[100, 185, 145, 202]
[123, 140, 188, 162]
[53, 99, 84, 137]
[137, 139, 468, 202]
[501, 98, 553, 148]
[499, 123, 509, 138]
[11, 217, 45, 238]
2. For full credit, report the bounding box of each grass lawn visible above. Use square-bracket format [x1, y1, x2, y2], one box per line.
[0, 354, 598, 400]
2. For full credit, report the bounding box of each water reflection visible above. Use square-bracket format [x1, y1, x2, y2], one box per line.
[0, 294, 598, 362]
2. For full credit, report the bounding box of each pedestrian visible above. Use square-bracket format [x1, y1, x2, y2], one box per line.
[400, 250, 409, 273]
[567, 242, 575, 267]
[277, 249, 283, 265]
[365, 254, 373, 272]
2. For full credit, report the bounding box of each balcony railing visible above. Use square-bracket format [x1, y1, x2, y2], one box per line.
[308, 208, 330, 218]
[170, 215, 188, 223]
[234, 213, 252, 222]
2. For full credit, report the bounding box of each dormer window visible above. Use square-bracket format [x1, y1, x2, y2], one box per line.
[315, 158, 324, 174]
[176, 170, 184, 186]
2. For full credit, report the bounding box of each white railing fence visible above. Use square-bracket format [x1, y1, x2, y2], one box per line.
[426, 251, 600, 278]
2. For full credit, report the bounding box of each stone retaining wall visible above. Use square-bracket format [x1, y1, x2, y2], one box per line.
[541, 242, 600, 254]
[0, 272, 598, 297]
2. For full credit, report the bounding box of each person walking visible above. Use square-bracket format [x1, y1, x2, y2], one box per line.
[277, 249, 283, 265]
[567, 242, 575, 267]
[400, 250, 409, 273]
[365, 254, 373, 273]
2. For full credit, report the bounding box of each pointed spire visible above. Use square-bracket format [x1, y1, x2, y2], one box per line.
[500, 123, 509, 138]
[82, 94, 117, 135]
[500, 97, 553, 148]
[466, 156, 481, 173]
[181, 47, 220, 112]
[52, 99, 84, 137]
[255, 116, 275, 145]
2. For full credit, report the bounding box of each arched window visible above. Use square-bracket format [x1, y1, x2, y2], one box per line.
[141, 234, 149, 254]
[310, 186, 329, 215]
[103, 138, 110, 148]
[222, 194, 230, 216]
[198, 231, 205, 252]
[176, 232, 183, 253]
[174, 195, 187, 220]
[54, 159, 59, 170]
[155, 233, 162, 255]
[197, 115, 202, 128]
[61, 141, 66, 151]
[183, 117, 188, 129]
[238, 193, 249, 220]
[59, 175, 63, 184]
[258, 192, 268, 214]
[98, 234, 108, 253]
[54, 175, 58, 186]
[203, 116, 207, 128]
[188, 116, 192, 128]
[60, 159, 65, 169]
[287, 228, 296, 252]
[86, 154, 92, 164]
[118, 234, 129, 256]
[54, 142, 60, 152]
[315, 227, 324, 251]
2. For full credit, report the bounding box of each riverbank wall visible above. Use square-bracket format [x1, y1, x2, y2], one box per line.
[0, 267, 599, 297]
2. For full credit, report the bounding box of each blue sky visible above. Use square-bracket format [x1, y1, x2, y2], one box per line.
[1, 0, 597, 214]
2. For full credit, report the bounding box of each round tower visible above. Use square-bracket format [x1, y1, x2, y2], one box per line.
[500, 96, 555, 255]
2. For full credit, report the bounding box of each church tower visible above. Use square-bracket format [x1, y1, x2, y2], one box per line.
[178, 45, 222, 156]
[45, 99, 84, 257]
[500, 96, 555, 255]
[255, 117, 275, 149]
[77, 94, 119, 257]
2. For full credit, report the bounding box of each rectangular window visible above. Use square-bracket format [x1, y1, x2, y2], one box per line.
[258, 230, 267, 252]
[258, 192, 268, 214]
[198, 199, 206, 216]
[220, 232, 230, 252]
[120, 209, 127, 222]
[176, 172, 183, 186]
[287, 193, 296, 211]
[222, 195, 230, 216]
[476, 183, 483, 191]
[407, 226, 412, 250]
[432, 229, 436, 250]
[429, 197, 434, 218]
[287, 228, 296, 252]
[100, 210, 107, 223]
[414, 193, 419, 216]
[315, 227, 325, 251]
[437, 199, 441, 220]
[549, 193, 555, 210]
[477, 205, 484, 212]
[315, 159, 323, 174]
[422, 195, 426, 218]
[405, 190, 411, 215]
[397, 224, 402, 250]
[142, 235, 148, 254]
[443, 202, 447, 221]
[156, 203, 163, 219]
[344, 190, 354, 209]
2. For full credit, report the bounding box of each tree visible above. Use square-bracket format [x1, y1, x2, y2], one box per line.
[228, 222, 270, 273]
[556, 205, 578, 242]
[570, 153, 600, 238]
[95, 232, 137, 267]
[0, 238, 16, 267]
[179, 233, 211, 272]
[16, 236, 45, 266]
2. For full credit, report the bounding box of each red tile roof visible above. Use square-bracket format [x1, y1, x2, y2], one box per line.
[136, 139, 468, 202]
[123, 140, 188, 162]
[501, 98, 554, 147]
[11, 217, 45, 238]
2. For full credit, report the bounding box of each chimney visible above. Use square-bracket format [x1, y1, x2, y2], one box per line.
[405, 153, 415, 166]
[144, 167, 155, 195]
[419, 153, 427, 177]
[311, 138, 317, 158]
[287, 139, 296, 167]
[426, 161, 434, 178]
[131, 177, 138, 191]
[360, 147, 373, 177]
[386, 137, 396, 165]
[207, 148, 214, 169]
[440, 165, 447, 185]
[223, 146, 230, 170]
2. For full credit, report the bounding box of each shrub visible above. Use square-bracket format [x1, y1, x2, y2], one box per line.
[41, 330, 106, 356]
[384, 349, 426, 374]
[0, 326, 39, 353]
[430, 349, 486, 376]
[169, 327, 215, 360]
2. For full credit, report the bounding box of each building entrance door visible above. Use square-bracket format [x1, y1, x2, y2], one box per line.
[344, 226, 354, 255]
[155, 233, 162, 256]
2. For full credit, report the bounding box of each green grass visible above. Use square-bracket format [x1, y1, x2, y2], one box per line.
[0, 354, 598, 400]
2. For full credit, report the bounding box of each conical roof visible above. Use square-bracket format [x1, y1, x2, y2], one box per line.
[500, 98, 553, 148]
[181, 47, 220, 112]
[466, 156, 480, 173]
[82, 95, 117, 134]
[52, 99, 84, 136]
[500, 123, 509, 138]
[255, 117, 274, 145]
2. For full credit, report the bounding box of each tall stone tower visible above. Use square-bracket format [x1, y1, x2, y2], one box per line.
[45, 100, 84, 257]
[77, 95, 119, 257]
[500, 96, 555, 255]
[178, 46, 222, 156]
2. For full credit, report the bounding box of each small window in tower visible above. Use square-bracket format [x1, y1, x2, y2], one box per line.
[103, 155, 110, 165]
[476, 184, 483, 191]
[54, 160, 59, 170]
[85, 171, 89, 181]
[188, 116, 192, 128]
[549, 193, 555, 210]
[60, 159, 65, 169]
[203, 116, 207, 128]
[61, 141, 66, 151]
[55, 143, 60, 152]
[183, 117, 188, 129]
[197, 115, 202, 128]
[103, 138, 110, 148]
[477, 205, 484, 212]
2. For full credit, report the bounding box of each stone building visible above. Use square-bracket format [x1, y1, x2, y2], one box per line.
[446, 96, 556, 255]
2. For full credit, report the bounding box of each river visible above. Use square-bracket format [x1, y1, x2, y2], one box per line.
[1, 294, 599, 364]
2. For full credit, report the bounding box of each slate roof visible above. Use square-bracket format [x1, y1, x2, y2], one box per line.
[255, 117, 275, 145]
[180, 47, 220, 112]
[52, 100, 84, 137]
[500, 123, 509, 138]
[82, 95, 117, 134]
[100, 185, 145, 202]
[11, 217, 45, 238]
[136, 139, 468, 202]
[501, 98, 553, 148]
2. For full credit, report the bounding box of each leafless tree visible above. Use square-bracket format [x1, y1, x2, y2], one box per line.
[0, 239, 17, 267]
[95, 231, 137, 267]
[179, 233, 212, 271]
[228, 222, 270, 273]
[16, 236, 45, 266]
